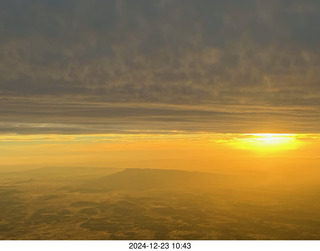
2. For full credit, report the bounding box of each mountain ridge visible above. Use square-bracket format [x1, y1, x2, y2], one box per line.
[78, 168, 235, 192]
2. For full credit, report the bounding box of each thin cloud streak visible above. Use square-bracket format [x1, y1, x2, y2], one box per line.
[1, 0, 320, 134]
[0, 98, 319, 134]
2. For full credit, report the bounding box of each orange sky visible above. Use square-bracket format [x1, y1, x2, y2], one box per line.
[1, 1, 320, 180]
[1, 133, 319, 177]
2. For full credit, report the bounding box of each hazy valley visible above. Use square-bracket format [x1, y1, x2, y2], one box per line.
[0, 166, 320, 240]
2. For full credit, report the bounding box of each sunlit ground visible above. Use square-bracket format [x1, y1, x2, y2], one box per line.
[1, 133, 320, 240]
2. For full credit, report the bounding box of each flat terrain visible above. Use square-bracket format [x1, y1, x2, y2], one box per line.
[0, 167, 319, 240]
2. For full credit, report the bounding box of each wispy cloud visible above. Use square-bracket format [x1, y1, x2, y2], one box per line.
[1, 0, 320, 134]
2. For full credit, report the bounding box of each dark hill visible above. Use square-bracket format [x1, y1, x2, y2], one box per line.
[0, 167, 121, 179]
[79, 168, 235, 192]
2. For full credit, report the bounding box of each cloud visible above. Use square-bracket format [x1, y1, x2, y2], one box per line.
[0, 0, 320, 134]
[0, 97, 319, 134]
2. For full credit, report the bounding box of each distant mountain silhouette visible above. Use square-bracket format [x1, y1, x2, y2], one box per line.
[0, 166, 121, 179]
[79, 168, 235, 192]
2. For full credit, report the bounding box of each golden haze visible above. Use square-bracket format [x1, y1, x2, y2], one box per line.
[0, 133, 319, 174]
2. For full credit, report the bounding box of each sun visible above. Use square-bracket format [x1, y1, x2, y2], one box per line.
[236, 133, 298, 152]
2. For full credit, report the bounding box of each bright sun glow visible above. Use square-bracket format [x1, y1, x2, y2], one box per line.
[236, 133, 298, 152]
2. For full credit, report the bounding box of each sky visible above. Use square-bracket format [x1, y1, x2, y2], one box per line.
[1, 0, 320, 171]
[1, 0, 320, 135]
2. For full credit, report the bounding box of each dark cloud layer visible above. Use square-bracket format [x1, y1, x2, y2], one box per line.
[1, 0, 320, 134]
